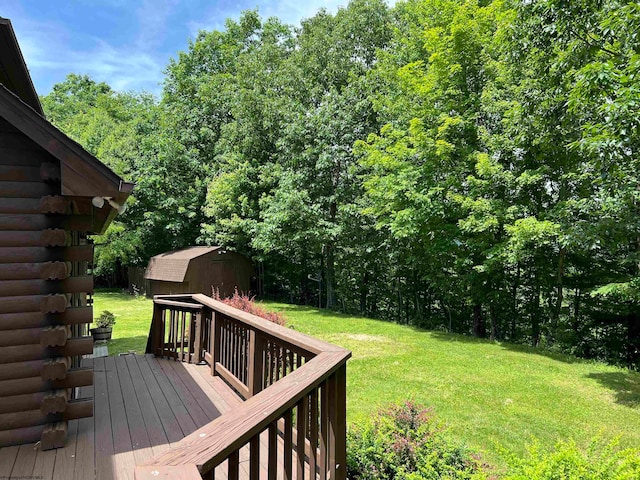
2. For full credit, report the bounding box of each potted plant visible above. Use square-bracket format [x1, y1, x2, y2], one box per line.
[91, 310, 116, 342]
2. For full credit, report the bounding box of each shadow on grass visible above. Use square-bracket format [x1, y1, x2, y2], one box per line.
[261, 301, 619, 368]
[421, 331, 591, 365]
[95, 288, 146, 300]
[585, 371, 640, 408]
[109, 335, 149, 356]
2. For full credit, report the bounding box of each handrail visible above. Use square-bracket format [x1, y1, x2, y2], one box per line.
[154, 298, 204, 310]
[137, 294, 351, 480]
[191, 294, 334, 357]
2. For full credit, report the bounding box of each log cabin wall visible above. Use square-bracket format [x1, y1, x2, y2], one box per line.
[0, 116, 94, 450]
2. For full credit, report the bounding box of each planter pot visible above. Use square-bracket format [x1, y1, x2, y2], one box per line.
[91, 327, 113, 342]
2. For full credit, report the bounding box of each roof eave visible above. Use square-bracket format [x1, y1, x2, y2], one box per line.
[0, 18, 44, 116]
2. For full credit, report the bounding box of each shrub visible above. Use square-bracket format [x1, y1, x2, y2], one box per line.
[502, 437, 640, 480]
[212, 287, 286, 326]
[347, 401, 490, 480]
[94, 310, 116, 328]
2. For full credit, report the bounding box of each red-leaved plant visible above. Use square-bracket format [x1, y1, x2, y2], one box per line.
[212, 287, 286, 326]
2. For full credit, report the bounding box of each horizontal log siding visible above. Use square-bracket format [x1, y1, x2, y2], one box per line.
[0, 132, 95, 449]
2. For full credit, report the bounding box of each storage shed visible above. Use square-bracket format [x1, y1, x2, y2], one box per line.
[0, 18, 132, 450]
[144, 246, 253, 298]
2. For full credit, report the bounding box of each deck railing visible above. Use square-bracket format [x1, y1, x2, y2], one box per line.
[136, 293, 351, 480]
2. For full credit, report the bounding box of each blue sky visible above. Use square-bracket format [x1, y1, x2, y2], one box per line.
[2, 0, 396, 97]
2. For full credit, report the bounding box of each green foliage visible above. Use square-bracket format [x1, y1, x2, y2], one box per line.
[347, 401, 489, 480]
[94, 310, 116, 328]
[502, 438, 640, 480]
[44, 0, 640, 368]
[211, 288, 286, 326]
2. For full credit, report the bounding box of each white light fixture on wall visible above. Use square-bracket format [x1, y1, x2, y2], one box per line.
[91, 196, 127, 214]
[91, 196, 105, 208]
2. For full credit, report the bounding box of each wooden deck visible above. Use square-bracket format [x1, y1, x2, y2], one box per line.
[0, 354, 241, 480]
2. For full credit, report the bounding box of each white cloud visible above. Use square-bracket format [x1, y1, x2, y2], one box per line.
[8, 6, 164, 95]
[135, 0, 179, 49]
[188, 0, 397, 38]
[9, 0, 401, 95]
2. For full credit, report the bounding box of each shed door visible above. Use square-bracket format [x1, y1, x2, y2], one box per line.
[211, 260, 236, 297]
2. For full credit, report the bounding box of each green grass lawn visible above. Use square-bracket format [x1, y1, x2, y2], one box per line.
[262, 301, 640, 467]
[92, 289, 153, 355]
[92, 289, 640, 467]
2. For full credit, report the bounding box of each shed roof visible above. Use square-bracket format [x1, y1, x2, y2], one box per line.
[145, 246, 222, 282]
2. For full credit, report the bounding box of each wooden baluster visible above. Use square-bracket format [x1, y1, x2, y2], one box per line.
[327, 372, 337, 480]
[243, 327, 249, 384]
[239, 326, 244, 383]
[228, 450, 239, 480]
[166, 308, 172, 356]
[180, 310, 186, 362]
[211, 311, 220, 377]
[221, 318, 226, 370]
[203, 468, 215, 480]
[309, 388, 319, 480]
[266, 342, 273, 387]
[282, 347, 287, 378]
[297, 395, 308, 480]
[193, 310, 203, 364]
[284, 411, 293, 480]
[235, 322, 240, 379]
[335, 364, 347, 480]
[233, 321, 237, 376]
[288, 350, 294, 375]
[160, 308, 169, 358]
[319, 381, 328, 480]
[250, 434, 260, 480]
[268, 420, 278, 480]
[172, 308, 178, 358]
[227, 320, 233, 374]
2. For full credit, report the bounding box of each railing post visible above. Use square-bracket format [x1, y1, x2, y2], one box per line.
[248, 330, 265, 396]
[150, 302, 163, 357]
[193, 311, 203, 364]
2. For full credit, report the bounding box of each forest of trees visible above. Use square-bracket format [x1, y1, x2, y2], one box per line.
[41, 0, 640, 369]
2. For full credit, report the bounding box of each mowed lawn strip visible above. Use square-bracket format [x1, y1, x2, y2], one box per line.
[262, 301, 640, 466]
[91, 291, 640, 466]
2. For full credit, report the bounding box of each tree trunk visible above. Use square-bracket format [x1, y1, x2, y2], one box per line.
[359, 271, 368, 314]
[511, 264, 520, 340]
[473, 304, 486, 338]
[532, 276, 541, 347]
[324, 243, 336, 309]
[627, 312, 640, 368]
[489, 302, 498, 340]
[550, 247, 565, 333]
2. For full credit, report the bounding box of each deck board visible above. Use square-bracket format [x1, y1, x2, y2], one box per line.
[115, 355, 154, 466]
[0, 445, 18, 477]
[31, 446, 56, 478]
[134, 355, 184, 445]
[9, 444, 37, 479]
[74, 382, 95, 480]
[146, 356, 198, 437]
[94, 356, 115, 480]
[0, 355, 239, 480]
[52, 418, 78, 480]
[0, 355, 315, 480]
[123, 355, 169, 457]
